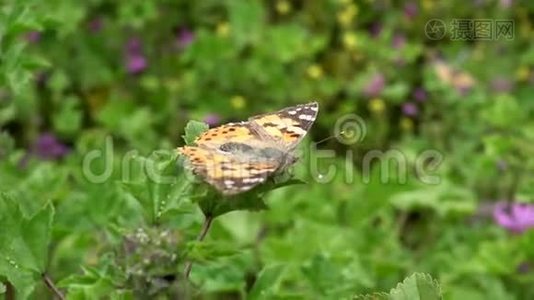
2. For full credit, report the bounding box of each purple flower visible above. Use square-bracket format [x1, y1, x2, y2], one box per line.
[368, 22, 383, 38]
[394, 57, 406, 67]
[126, 37, 143, 54]
[88, 17, 103, 33]
[500, 0, 513, 8]
[496, 159, 508, 172]
[33, 133, 69, 160]
[363, 73, 385, 97]
[126, 54, 147, 74]
[517, 262, 531, 273]
[402, 102, 418, 117]
[491, 77, 513, 93]
[493, 202, 534, 233]
[124, 37, 147, 74]
[0, 89, 9, 105]
[392, 34, 406, 49]
[25, 31, 41, 43]
[203, 113, 221, 127]
[34, 71, 49, 89]
[412, 87, 427, 102]
[403, 2, 418, 19]
[457, 86, 471, 96]
[176, 28, 194, 49]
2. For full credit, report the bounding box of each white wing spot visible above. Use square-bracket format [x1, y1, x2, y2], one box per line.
[298, 114, 314, 121]
[243, 177, 264, 183]
[287, 126, 306, 134]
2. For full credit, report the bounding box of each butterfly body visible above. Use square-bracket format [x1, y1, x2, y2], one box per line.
[179, 102, 318, 195]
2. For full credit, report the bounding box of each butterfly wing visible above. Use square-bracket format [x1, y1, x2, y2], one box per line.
[179, 146, 280, 195]
[179, 102, 318, 195]
[192, 122, 259, 149]
[248, 102, 319, 149]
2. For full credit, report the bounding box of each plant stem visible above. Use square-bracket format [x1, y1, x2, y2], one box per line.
[4, 281, 14, 300]
[42, 273, 65, 300]
[184, 214, 214, 279]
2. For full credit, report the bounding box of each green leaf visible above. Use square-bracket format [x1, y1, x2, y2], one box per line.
[388, 273, 442, 300]
[20, 54, 50, 70]
[121, 150, 189, 224]
[117, 1, 157, 29]
[58, 267, 116, 300]
[0, 192, 54, 299]
[227, 0, 265, 47]
[260, 25, 308, 63]
[48, 70, 70, 93]
[353, 292, 389, 300]
[21, 203, 54, 272]
[53, 96, 82, 136]
[185, 240, 240, 263]
[0, 131, 15, 159]
[182, 120, 209, 145]
[194, 186, 269, 218]
[389, 181, 476, 217]
[247, 264, 285, 300]
[354, 273, 442, 300]
[190, 255, 250, 293]
[186, 166, 306, 218]
[481, 94, 524, 128]
[301, 254, 344, 296]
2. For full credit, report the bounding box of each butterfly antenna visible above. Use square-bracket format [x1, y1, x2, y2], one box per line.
[313, 127, 360, 146]
[313, 134, 339, 146]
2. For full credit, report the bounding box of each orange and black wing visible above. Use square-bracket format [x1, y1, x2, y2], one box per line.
[248, 102, 318, 149]
[179, 146, 279, 195]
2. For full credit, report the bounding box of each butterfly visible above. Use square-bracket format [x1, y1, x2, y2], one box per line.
[178, 102, 319, 195]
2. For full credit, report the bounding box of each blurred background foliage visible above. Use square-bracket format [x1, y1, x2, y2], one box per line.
[1, 0, 534, 299]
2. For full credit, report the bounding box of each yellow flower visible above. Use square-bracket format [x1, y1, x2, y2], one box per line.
[472, 46, 484, 61]
[422, 0, 433, 11]
[400, 117, 414, 131]
[368, 98, 385, 114]
[140, 75, 160, 91]
[337, 4, 358, 27]
[230, 95, 246, 109]
[164, 78, 180, 93]
[306, 64, 323, 79]
[516, 66, 530, 82]
[342, 31, 357, 50]
[351, 52, 363, 62]
[276, 0, 291, 15]
[216, 22, 230, 37]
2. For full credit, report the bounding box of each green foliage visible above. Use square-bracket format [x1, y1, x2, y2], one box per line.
[247, 264, 285, 300]
[1, 0, 534, 299]
[182, 120, 209, 145]
[0, 192, 54, 299]
[354, 273, 442, 300]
